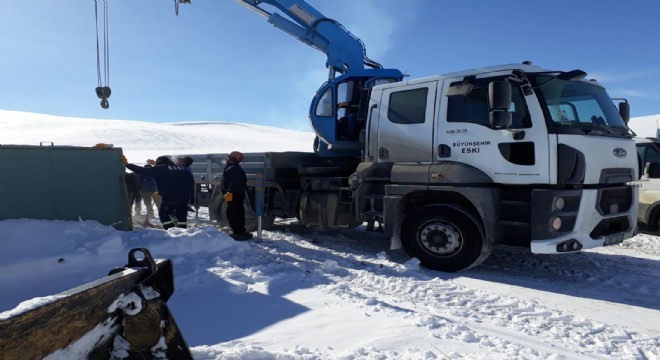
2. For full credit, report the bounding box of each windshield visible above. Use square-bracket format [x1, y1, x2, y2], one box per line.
[531, 74, 629, 136]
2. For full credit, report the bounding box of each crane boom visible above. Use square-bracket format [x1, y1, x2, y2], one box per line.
[175, 0, 403, 157]
[236, 0, 382, 77]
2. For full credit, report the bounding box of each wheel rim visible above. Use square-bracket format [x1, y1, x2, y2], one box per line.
[418, 221, 463, 256]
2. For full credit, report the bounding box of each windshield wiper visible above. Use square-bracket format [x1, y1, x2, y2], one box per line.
[582, 122, 615, 135]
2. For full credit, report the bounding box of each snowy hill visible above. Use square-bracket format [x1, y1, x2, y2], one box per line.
[1, 110, 659, 359]
[0, 109, 315, 163]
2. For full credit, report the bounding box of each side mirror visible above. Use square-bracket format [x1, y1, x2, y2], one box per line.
[490, 111, 512, 129]
[611, 98, 630, 124]
[489, 81, 512, 129]
[619, 101, 630, 124]
[645, 162, 660, 178]
[488, 81, 511, 110]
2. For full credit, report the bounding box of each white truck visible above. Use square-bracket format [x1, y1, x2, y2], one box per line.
[634, 137, 660, 232]
[181, 61, 638, 272]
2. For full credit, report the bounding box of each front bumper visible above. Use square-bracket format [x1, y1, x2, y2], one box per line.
[530, 186, 637, 254]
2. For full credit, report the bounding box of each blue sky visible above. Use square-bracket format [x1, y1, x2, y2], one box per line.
[1, 0, 659, 131]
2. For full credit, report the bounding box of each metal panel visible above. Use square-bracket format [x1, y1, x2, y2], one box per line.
[0, 147, 54, 219]
[0, 145, 132, 230]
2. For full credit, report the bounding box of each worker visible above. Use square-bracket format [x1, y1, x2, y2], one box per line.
[176, 156, 196, 212]
[136, 164, 158, 226]
[124, 171, 140, 214]
[222, 151, 252, 240]
[177, 156, 194, 174]
[121, 154, 195, 230]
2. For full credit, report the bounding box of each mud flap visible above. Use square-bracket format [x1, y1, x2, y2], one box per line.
[0, 248, 193, 359]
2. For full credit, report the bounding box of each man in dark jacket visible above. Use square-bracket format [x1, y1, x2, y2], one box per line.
[222, 151, 251, 240]
[122, 155, 195, 229]
[177, 156, 196, 212]
[137, 164, 158, 225]
[124, 172, 140, 213]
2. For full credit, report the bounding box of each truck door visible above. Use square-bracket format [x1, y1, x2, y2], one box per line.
[435, 75, 550, 185]
[375, 81, 437, 162]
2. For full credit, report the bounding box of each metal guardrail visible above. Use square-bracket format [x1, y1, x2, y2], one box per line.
[168, 152, 268, 186]
[168, 152, 268, 239]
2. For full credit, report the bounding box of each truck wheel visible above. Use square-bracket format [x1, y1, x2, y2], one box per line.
[648, 206, 660, 232]
[402, 204, 491, 272]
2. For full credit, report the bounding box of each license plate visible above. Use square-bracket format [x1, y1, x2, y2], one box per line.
[604, 233, 624, 246]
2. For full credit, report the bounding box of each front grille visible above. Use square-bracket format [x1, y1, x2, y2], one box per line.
[597, 186, 632, 215]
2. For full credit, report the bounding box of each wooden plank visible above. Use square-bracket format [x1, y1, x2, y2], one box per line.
[0, 261, 173, 359]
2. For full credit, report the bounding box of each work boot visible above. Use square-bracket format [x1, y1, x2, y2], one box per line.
[231, 232, 253, 241]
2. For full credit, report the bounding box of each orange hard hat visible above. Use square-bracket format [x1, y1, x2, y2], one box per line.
[228, 151, 244, 162]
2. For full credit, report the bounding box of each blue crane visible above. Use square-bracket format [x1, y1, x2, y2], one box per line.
[178, 0, 404, 157]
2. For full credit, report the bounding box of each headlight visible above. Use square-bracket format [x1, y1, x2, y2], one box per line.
[551, 217, 562, 231]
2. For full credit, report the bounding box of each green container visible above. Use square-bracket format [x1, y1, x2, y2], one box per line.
[0, 145, 132, 230]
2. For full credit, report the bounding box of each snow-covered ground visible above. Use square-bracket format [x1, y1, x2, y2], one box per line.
[1, 110, 659, 359]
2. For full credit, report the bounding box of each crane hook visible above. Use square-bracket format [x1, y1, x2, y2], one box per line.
[96, 86, 111, 109]
[94, 0, 111, 109]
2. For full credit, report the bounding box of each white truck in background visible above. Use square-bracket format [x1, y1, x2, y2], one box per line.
[634, 137, 660, 232]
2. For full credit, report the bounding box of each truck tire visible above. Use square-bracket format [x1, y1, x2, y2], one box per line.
[647, 206, 660, 232]
[401, 204, 491, 272]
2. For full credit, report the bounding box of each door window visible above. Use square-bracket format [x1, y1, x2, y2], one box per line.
[639, 144, 660, 172]
[447, 78, 531, 128]
[387, 88, 428, 124]
[315, 87, 333, 117]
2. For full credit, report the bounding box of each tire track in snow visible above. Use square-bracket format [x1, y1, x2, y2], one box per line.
[203, 226, 659, 359]
[321, 274, 605, 359]
[327, 270, 658, 359]
[255, 232, 660, 359]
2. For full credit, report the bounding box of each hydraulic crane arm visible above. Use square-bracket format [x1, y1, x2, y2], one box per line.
[236, 0, 382, 78]
[174, 0, 403, 157]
